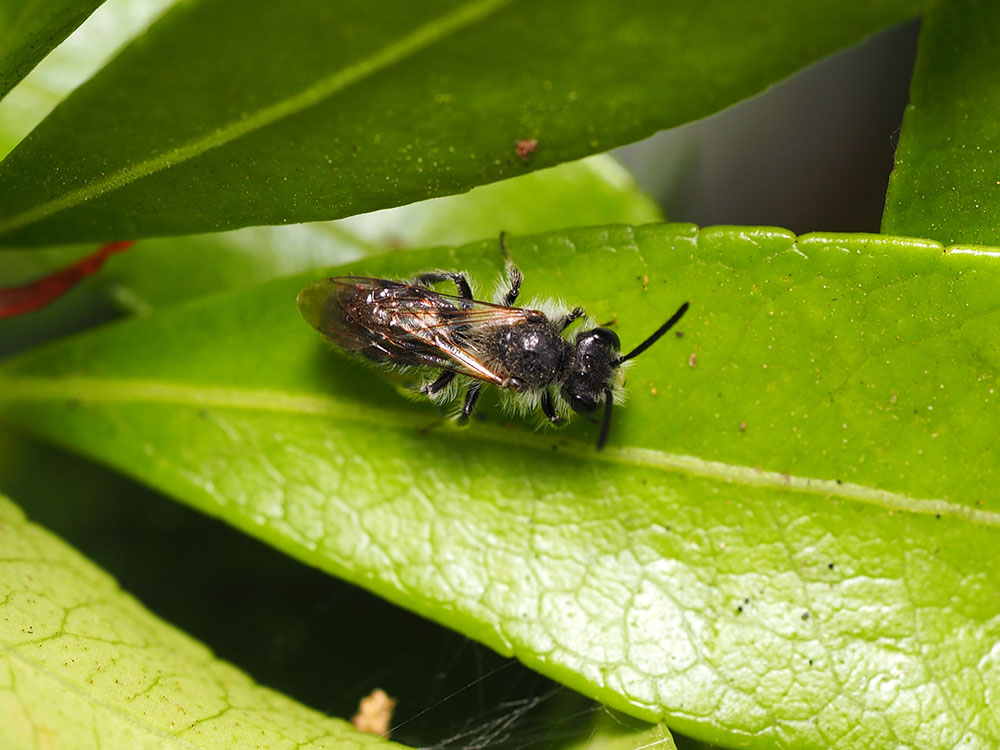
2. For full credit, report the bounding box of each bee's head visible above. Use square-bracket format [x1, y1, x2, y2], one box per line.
[564, 302, 690, 450]
[561, 327, 621, 416]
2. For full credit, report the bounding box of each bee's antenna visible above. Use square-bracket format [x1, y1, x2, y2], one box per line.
[615, 301, 689, 365]
[597, 387, 614, 450]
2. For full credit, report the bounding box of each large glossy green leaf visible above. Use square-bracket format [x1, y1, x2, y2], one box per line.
[0, 0, 104, 100]
[882, 0, 1000, 245]
[0, 493, 406, 749]
[0, 224, 996, 750]
[0, 0, 921, 245]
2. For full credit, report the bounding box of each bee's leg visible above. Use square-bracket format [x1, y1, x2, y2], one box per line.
[456, 382, 483, 424]
[414, 271, 473, 301]
[499, 261, 523, 307]
[559, 307, 586, 331]
[422, 370, 455, 396]
[541, 389, 565, 425]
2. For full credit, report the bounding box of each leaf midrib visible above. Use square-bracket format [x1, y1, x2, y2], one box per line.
[0, 374, 994, 528]
[0, 0, 514, 235]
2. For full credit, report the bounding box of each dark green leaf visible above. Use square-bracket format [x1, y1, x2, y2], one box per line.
[0, 493, 407, 749]
[0, 224, 996, 749]
[0, 0, 103, 100]
[882, 0, 1000, 245]
[0, 0, 919, 245]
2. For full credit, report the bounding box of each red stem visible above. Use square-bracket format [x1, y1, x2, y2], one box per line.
[0, 240, 135, 319]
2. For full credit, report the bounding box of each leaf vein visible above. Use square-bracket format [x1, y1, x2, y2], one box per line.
[1, 374, 994, 527]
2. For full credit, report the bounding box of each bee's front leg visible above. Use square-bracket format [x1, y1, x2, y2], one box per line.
[559, 307, 585, 331]
[541, 389, 565, 425]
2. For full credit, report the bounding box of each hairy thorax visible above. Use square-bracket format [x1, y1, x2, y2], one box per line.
[487, 316, 571, 390]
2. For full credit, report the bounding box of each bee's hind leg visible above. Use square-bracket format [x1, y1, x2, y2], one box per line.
[541, 389, 565, 426]
[456, 382, 483, 425]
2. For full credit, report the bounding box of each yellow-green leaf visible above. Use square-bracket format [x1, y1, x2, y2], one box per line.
[0, 493, 406, 749]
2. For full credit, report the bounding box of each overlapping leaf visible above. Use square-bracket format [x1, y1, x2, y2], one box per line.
[0, 0, 104, 100]
[882, 0, 1000, 245]
[0, 0, 920, 244]
[0, 224, 996, 750]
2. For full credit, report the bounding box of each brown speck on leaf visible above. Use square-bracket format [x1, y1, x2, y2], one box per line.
[688, 353, 697, 367]
[650, 384, 658, 396]
[516, 139, 538, 161]
[352, 688, 396, 737]
[642, 274, 649, 290]
[739, 421, 747, 432]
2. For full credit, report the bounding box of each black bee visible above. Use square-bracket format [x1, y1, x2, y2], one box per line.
[298, 242, 688, 449]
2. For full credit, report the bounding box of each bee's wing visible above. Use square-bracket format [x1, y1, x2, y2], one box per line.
[298, 276, 396, 351]
[298, 276, 534, 386]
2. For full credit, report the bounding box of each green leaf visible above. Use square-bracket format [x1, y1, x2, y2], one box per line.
[0, 493, 407, 749]
[0, 0, 104, 101]
[0, 224, 996, 749]
[882, 0, 1000, 245]
[0, 0, 920, 245]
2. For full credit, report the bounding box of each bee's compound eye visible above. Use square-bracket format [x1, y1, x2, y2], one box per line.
[593, 328, 620, 349]
[579, 327, 620, 351]
[568, 393, 599, 415]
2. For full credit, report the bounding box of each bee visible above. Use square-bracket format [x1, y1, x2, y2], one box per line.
[297, 239, 688, 449]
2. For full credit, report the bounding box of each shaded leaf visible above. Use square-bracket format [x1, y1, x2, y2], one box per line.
[0, 224, 996, 750]
[0, 0, 103, 100]
[882, 0, 1000, 245]
[0, 493, 406, 749]
[0, 0, 920, 244]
